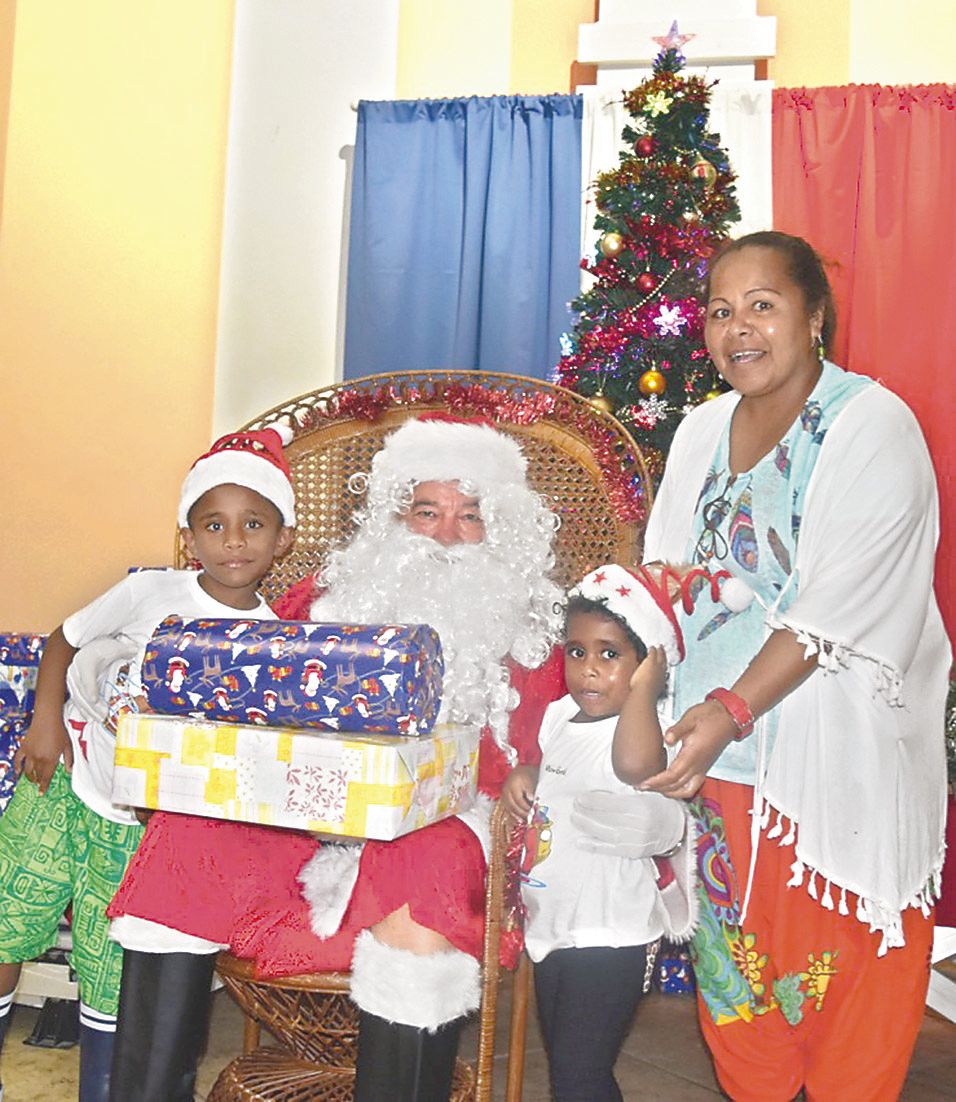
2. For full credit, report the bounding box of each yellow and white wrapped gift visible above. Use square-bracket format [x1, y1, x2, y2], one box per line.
[112, 713, 479, 840]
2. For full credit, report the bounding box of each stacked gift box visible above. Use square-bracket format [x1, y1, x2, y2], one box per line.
[113, 615, 478, 840]
[113, 714, 478, 839]
[142, 615, 444, 735]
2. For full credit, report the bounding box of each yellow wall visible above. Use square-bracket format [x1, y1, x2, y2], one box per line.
[0, 1, 234, 631]
[397, 0, 595, 97]
[396, 0, 511, 99]
[850, 0, 956, 84]
[511, 0, 595, 93]
[0, 1, 15, 225]
[759, 0, 851, 86]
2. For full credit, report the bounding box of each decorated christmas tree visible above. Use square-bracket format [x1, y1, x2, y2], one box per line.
[556, 26, 741, 481]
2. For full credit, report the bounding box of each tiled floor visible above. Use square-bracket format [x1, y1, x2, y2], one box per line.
[3, 971, 956, 1100]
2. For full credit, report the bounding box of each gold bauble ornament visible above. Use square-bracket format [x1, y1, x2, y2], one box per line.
[638, 369, 666, 396]
[599, 232, 625, 259]
[690, 158, 718, 188]
[588, 392, 614, 414]
[703, 388, 723, 401]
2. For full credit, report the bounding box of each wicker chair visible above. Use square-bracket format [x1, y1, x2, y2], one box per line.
[200, 370, 653, 1102]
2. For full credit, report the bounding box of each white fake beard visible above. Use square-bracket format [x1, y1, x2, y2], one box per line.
[311, 522, 556, 751]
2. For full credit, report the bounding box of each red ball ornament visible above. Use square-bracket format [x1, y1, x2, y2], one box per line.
[638, 369, 666, 396]
[637, 272, 657, 294]
[635, 136, 656, 157]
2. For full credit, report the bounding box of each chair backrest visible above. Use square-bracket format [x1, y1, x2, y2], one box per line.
[177, 371, 653, 604]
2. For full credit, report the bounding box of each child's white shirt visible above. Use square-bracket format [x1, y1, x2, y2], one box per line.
[61, 569, 272, 824]
[521, 693, 668, 963]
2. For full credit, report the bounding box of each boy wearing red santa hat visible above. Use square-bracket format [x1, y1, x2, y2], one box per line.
[0, 426, 295, 1102]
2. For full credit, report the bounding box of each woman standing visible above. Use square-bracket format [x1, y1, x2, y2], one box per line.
[643, 231, 950, 1100]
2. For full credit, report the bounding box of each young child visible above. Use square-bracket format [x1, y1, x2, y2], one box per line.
[0, 425, 295, 1102]
[501, 562, 693, 1102]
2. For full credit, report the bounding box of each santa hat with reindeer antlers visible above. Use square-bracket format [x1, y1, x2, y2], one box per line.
[570, 562, 753, 665]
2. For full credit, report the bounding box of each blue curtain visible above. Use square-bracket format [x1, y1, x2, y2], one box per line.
[344, 95, 582, 381]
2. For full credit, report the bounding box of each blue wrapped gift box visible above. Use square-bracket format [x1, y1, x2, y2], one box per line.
[0, 633, 46, 812]
[142, 617, 444, 736]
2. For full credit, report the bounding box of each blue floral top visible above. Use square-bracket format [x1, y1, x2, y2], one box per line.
[672, 362, 872, 784]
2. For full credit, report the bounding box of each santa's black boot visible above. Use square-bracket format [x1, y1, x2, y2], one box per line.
[109, 950, 215, 1102]
[354, 1010, 462, 1102]
[349, 930, 480, 1102]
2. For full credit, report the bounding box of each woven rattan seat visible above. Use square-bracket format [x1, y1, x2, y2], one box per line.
[208, 1047, 475, 1102]
[202, 370, 651, 1102]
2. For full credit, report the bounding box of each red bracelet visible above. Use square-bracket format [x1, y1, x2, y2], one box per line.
[705, 688, 755, 740]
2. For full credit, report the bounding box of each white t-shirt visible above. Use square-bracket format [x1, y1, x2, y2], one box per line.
[61, 569, 272, 824]
[521, 693, 666, 963]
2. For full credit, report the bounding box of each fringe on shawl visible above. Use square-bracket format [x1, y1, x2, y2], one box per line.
[761, 798, 944, 957]
[766, 615, 905, 707]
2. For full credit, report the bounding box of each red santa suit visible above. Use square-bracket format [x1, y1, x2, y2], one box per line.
[107, 572, 564, 975]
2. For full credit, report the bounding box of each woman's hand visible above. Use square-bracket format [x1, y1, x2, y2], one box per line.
[501, 764, 539, 820]
[640, 699, 738, 800]
[641, 629, 820, 800]
[14, 714, 74, 794]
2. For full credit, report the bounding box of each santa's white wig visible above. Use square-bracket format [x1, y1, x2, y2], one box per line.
[312, 416, 563, 758]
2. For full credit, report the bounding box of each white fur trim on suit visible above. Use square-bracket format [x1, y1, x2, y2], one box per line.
[453, 791, 495, 861]
[108, 914, 225, 954]
[656, 811, 699, 943]
[298, 842, 364, 938]
[350, 930, 480, 1031]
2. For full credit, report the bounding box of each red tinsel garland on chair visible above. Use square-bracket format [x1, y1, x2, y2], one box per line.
[296, 381, 650, 524]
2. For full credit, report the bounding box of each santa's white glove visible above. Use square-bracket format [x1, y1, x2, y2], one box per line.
[571, 790, 686, 859]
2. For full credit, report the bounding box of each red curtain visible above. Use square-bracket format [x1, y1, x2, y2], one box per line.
[772, 84, 956, 639]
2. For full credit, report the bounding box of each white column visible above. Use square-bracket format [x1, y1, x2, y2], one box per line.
[213, 0, 400, 434]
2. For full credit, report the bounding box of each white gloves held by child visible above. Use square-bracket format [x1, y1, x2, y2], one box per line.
[571, 789, 686, 859]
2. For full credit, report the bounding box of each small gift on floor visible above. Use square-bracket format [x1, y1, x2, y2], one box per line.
[656, 942, 696, 995]
[0, 632, 46, 813]
[112, 713, 478, 840]
[141, 616, 443, 736]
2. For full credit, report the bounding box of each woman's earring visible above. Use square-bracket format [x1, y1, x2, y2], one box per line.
[813, 333, 825, 362]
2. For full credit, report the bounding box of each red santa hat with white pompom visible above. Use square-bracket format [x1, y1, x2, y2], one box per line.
[178, 423, 297, 527]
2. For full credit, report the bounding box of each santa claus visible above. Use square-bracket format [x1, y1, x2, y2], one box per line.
[291, 415, 568, 1096]
[107, 415, 568, 1101]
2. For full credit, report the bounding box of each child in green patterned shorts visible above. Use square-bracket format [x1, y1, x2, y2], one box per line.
[0, 425, 296, 1102]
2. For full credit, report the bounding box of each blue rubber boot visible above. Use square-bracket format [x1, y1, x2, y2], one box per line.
[0, 990, 14, 1102]
[79, 1013, 116, 1102]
